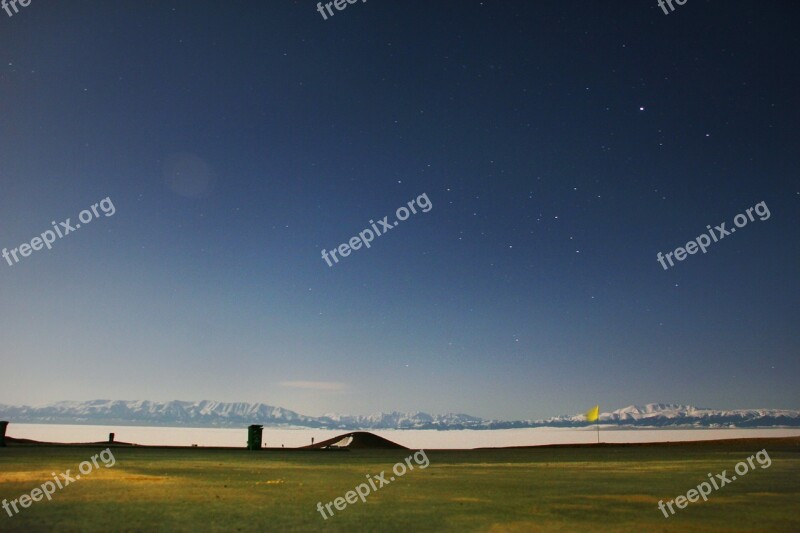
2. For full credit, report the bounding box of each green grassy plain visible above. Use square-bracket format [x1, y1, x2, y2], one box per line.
[1, 438, 798, 532]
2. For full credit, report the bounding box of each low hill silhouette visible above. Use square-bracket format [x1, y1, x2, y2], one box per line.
[4, 436, 136, 447]
[302, 431, 407, 450]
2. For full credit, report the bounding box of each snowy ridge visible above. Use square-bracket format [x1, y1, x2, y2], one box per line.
[0, 401, 797, 430]
[541, 404, 800, 428]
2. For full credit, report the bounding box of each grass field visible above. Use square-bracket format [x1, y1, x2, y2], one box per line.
[1, 438, 798, 532]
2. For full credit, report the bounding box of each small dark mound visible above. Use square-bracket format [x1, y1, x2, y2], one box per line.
[4, 436, 136, 447]
[303, 431, 407, 450]
[3, 436, 39, 445]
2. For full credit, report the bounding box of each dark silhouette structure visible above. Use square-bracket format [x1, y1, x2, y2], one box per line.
[247, 424, 263, 450]
[0, 421, 7, 447]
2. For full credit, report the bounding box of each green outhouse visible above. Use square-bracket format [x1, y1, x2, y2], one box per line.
[247, 424, 263, 450]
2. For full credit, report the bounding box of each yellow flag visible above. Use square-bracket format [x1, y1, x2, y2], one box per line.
[585, 405, 599, 422]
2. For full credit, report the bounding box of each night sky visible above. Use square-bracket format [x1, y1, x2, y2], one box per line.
[1, 1, 798, 420]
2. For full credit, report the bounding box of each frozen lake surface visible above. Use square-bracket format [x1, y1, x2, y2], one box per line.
[8, 424, 800, 449]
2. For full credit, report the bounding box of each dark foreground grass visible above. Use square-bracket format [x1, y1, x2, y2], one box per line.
[1, 438, 798, 532]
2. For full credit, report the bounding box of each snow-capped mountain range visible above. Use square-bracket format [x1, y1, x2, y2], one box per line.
[0, 400, 797, 430]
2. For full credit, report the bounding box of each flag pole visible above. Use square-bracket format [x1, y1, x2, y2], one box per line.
[586, 405, 600, 444]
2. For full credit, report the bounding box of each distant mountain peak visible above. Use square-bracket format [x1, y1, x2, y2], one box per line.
[1, 400, 797, 430]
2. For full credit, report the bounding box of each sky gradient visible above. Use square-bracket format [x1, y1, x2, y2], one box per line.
[1, 1, 798, 420]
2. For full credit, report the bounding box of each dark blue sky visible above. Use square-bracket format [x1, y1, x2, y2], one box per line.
[1, 1, 798, 419]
